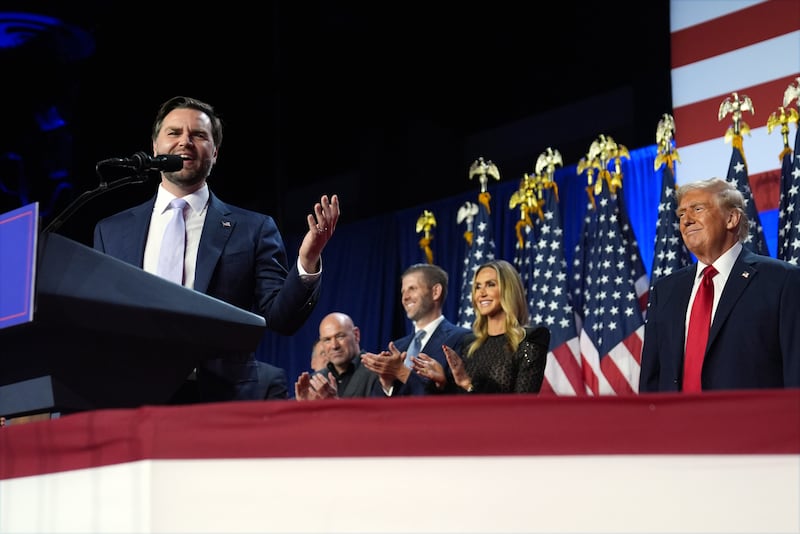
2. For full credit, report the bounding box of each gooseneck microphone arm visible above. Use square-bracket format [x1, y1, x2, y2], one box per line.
[42, 152, 185, 235]
[42, 171, 151, 235]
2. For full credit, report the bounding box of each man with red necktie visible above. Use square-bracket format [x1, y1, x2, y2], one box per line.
[640, 178, 800, 392]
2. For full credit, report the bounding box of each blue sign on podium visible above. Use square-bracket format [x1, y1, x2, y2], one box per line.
[0, 202, 38, 330]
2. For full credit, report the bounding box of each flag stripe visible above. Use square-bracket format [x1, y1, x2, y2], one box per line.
[670, 0, 766, 33]
[751, 168, 782, 211]
[673, 74, 800, 148]
[543, 339, 585, 396]
[599, 352, 636, 395]
[579, 335, 603, 395]
[6, 392, 798, 479]
[539, 379, 555, 394]
[672, 32, 800, 109]
[671, 1, 799, 69]
[624, 326, 644, 366]
[675, 126, 792, 186]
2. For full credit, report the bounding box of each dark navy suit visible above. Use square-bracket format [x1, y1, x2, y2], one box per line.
[94, 191, 319, 402]
[377, 318, 470, 396]
[640, 248, 800, 392]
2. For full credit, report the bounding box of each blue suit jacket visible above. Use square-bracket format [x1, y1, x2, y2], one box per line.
[377, 318, 470, 396]
[93, 191, 319, 402]
[640, 248, 800, 392]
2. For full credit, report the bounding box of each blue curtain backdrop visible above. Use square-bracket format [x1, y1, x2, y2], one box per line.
[257, 144, 779, 391]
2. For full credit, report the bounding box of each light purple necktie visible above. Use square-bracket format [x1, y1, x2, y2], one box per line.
[156, 198, 188, 285]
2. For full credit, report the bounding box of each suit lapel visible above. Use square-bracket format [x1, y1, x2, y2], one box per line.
[669, 267, 696, 344]
[659, 267, 696, 376]
[193, 194, 235, 293]
[708, 253, 756, 345]
[118, 202, 153, 266]
[395, 333, 413, 353]
[427, 321, 454, 350]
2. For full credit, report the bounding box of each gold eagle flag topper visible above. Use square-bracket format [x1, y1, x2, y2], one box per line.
[719, 91, 755, 165]
[578, 134, 629, 208]
[509, 147, 562, 248]
[468, 156, 501, 194]
[468, 156, 500, 219]
[416, 209, 437, 264]
[766, 77, 800, 162]
[456, 155, 500, 249]
[654, 113, 680, 172]
[456, 201, 479, 247]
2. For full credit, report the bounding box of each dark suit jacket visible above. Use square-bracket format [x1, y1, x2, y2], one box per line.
[640, 248, 800, 392]
[336, 354, 380, 398]
[376, 318, 471, 396]
[254, 361, 289, 400]
[93, 191, 319, 402]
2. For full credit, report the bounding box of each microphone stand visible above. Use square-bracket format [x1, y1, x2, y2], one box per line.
[42, 166, 153, 234]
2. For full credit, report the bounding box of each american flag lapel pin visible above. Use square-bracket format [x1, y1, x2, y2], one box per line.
[222, 220, 231, 228]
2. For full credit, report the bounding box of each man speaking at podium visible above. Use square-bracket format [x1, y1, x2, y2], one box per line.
[93, 96, 339, 403]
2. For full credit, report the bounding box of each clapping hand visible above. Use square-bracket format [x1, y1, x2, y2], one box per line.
[361, 341, 411, 388]
[442, 344, 471, 389]
[294, 371, 338, 400]
[412, 353, 446, 388]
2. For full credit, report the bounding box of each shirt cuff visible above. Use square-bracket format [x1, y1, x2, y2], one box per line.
[297, 257, 322, 282]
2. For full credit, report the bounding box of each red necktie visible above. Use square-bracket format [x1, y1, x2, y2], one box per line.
[683, 265, 718, 392]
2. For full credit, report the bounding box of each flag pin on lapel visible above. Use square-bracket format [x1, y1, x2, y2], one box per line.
[222, 221, 231, 228]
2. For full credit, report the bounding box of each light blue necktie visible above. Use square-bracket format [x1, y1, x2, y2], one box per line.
[156, 198, 188, 285]
[405, 330, 425, 368]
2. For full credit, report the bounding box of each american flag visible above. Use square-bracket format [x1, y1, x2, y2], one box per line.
[650, 133, 692, 287]
[513, 185, 583, 395]
[671, 0, 799, 214]
[650, 114, 692, 287]
[778, 96, 800, 265]
[457, 192, 496, 328]
[650, 161, 692, 286]
[571, 177, 648, 395]
[725, 133, 770, 256]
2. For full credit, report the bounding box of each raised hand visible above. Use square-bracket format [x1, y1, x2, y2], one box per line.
[299, 194, 340, 274]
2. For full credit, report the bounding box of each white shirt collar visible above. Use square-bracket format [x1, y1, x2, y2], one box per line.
[155, 183, 209, 215]
[415, 315, 445, 341]
[696, 241, 741, 282]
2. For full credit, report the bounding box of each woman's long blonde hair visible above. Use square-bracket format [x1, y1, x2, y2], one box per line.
[466, 259, 529, 357]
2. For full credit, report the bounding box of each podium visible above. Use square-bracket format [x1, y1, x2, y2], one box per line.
[0, 231, 267, 418]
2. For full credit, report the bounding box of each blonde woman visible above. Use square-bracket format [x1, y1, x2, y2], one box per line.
[416, 259, 549, 394]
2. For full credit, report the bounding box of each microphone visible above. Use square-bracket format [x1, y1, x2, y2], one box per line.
[97, 151, 184, 172]
[45, 152, 183, 234]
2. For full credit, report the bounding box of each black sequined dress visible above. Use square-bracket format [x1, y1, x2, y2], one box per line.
[461, 325, 549, 393]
